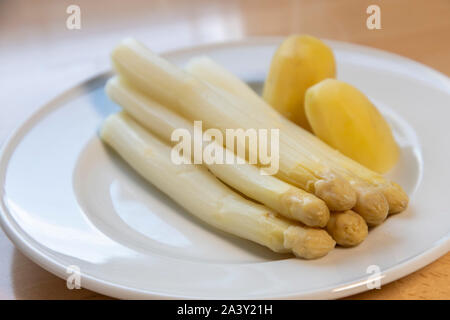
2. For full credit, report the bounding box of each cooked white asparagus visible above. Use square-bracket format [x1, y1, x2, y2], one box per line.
[326, 211, 368, 247]
[184, 56, 408, 223]
[106, 77, 330, 227]
[181, 68, 368, 245]
[101, 112, 336, 259]
[111, 38, 357, 211]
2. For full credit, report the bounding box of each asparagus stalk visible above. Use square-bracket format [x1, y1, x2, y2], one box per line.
[111, 38, 357, 211]
[184, 56, 408, 223]
[106, 77, 330, 227]
[100, 112, 335, 259]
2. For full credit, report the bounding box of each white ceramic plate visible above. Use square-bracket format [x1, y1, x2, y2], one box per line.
[0, 38, 449, 299]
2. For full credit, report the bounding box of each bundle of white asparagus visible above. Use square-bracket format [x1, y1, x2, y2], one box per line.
[102, 112, 336, 259]
[100, 38, 409, 259]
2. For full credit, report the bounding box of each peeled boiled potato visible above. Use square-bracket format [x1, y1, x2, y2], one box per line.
[262, 35, 335, 131]
[305, 79, 400, 173]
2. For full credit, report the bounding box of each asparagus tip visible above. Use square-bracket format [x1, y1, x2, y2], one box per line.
[283, 226, 336, 259]
[384, 182, 409, 214]
[314, 172, 357, 211]
[282, 189, 330, 227]
[327, 210, 368, 247]
[353, 185, 389, 226]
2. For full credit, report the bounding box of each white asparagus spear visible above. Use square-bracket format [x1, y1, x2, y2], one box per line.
[110, 38, 357, 212]
[106, 77, 330, 227]
[101, 112, 336, 259]
[184, 56, 408, 223]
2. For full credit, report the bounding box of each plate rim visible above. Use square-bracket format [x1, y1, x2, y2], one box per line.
[0, 37, 449, 300]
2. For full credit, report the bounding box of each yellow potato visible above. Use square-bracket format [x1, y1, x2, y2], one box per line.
[305, 79, 400, 173]
[262, 35, 336, 131]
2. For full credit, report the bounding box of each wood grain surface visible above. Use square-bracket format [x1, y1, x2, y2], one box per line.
[0, 0, 449, 300]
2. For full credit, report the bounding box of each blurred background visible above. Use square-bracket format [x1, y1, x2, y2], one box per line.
[0, 0, 449, 299]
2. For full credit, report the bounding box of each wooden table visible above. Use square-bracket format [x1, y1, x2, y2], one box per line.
[0, 0, 449, 300]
